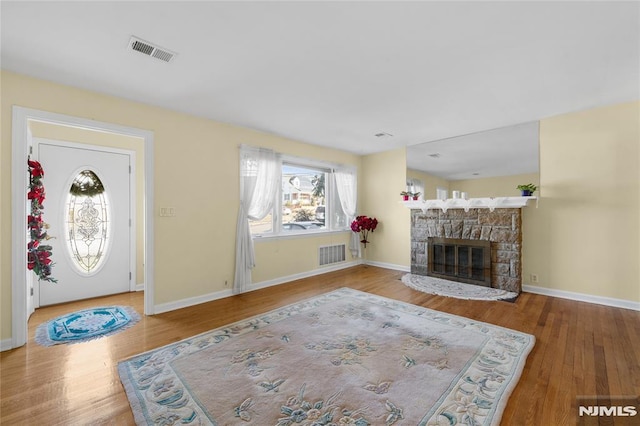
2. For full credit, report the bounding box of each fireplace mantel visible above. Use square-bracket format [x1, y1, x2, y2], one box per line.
[402, 196, 538, 213]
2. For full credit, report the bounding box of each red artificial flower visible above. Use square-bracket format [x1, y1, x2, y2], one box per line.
[350, 215, 379, 247]
[28, 186, 46, 204]
[28, 215, 43, 229]
[350, 215, 378, 232]
[27, 253, 36, 270]
[28, 159, 44, 178]
[36, 250, 52, 265]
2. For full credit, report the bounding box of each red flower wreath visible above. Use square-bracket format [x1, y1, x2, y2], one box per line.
[27, 158, 56, 282]
[350, 215, 379, 248]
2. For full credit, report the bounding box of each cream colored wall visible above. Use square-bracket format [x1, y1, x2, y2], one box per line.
[453, 173, 541, 290]
[0, 71, 359, 342]
[253, 233, 354, 283]
[454, 173, 540, 198]
[28, 122, 146, 285]
[406, 169, 450, 200]
[527, 101, 639, 302]
[361, 148, 410, 268]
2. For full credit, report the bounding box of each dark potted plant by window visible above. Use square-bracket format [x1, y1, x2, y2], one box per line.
[516, 183, 537, 196]
[411, 192, 421, 200]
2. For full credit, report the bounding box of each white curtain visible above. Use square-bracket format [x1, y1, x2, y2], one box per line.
[334, 168, 360, 258]
[234, 146, 279, 294]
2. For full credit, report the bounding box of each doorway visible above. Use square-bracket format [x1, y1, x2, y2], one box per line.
[11, 107, 155, 349]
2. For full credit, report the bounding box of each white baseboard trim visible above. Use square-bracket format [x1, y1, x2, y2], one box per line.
[153, 261, 363, 314]
[135, 283, 145, 292]
[154, 288, 234, 314]
[250, 260, 362, 292]
[523, 284, 640, 311]
[363, 260, 411, 272]
[1, 338, 14, 352]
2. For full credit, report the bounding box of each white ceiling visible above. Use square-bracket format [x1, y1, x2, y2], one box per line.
[2, 1, 638, 176]
[407, 121, 539, 180]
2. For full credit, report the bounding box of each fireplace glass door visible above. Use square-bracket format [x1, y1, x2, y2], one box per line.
[428, 237, 491, 287]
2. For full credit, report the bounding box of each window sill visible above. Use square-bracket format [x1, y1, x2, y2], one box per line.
[252, 228, 351, 242]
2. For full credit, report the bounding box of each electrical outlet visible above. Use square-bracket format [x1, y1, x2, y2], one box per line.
[224, 280, 228, 287]
[530, 274, 539, 284]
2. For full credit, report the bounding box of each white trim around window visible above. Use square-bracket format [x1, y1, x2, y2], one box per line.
[249, 152, 356, 239]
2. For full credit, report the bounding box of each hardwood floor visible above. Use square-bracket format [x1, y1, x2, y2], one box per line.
[1, 265, 638, 425]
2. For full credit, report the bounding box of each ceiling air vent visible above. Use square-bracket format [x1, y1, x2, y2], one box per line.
[128, 36, 176, 63]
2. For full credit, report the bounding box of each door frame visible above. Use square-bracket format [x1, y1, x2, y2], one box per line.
[11, 106, 155, 349]
[32, 138, 137, 307]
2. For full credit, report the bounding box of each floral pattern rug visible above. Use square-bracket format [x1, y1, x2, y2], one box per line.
[118, 288, 534, 425]
[35, 305, 140, 346]
[402, 274, 520, 301]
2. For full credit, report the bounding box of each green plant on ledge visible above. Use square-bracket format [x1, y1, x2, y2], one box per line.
[516, 183, 538, 196]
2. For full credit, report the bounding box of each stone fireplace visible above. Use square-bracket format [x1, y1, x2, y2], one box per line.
[410, 207, 523, 293]
[427, 237, 491, 287]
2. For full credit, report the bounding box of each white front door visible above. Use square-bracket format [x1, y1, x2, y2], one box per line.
[36, 139, 133, 306]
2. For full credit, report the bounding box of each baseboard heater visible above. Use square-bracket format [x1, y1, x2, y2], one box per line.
[319, 244, 346, 266]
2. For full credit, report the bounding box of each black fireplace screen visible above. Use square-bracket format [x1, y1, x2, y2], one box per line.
[428, 237, 491, 287]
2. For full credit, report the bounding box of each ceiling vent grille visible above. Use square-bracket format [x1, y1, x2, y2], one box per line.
[375, 132, 393, 138]
[128, 36, 176, 63]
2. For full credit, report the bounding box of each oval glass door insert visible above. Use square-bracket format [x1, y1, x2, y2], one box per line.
[65, 170, 111, 274]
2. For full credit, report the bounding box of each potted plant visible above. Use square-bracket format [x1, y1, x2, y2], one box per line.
[516, 183, 537, 196]
[351, 215, 379, 248]
[411, 192, 421, 200]
[400, 191, 410, 201]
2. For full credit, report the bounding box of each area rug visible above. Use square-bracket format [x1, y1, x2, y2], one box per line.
[402, 273, 519, 301]
[118, 288, 534, 425]
[35, 305, 140, 346]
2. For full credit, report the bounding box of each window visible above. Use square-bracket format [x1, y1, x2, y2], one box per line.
[64, 169, 111, 274]
[248, 156, 351, 236]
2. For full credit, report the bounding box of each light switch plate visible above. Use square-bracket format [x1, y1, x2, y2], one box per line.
[160, 207, 176, 217]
